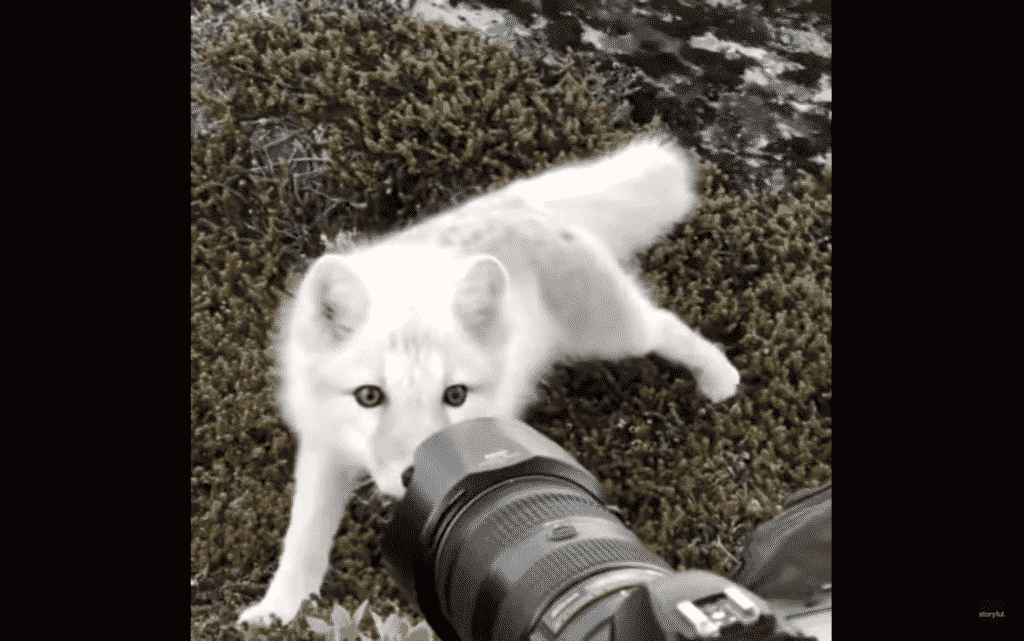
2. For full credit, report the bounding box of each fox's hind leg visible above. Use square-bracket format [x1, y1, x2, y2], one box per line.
[642, 306, 740, 402]
[562, 292, 740, 403]
[531, 228, 740, 403]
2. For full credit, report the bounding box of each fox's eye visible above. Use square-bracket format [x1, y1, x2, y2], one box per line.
[354, 385, 386, 408]
[443, 384, 468, 407]
[323, 303, 334, 321]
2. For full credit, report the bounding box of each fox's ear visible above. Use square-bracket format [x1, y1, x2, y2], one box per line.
[301, 255, 369, 345]
[453, 255, 508, 347]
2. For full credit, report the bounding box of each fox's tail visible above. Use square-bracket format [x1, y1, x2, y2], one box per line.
[502, 134, 702, 264]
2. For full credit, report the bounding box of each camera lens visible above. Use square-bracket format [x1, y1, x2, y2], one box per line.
[383, 419, 816, 641]
[432, 475, 672, 641]
[381, 418, 677, 641]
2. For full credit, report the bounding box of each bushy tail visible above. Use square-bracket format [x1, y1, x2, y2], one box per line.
[502, 135, 702, 264]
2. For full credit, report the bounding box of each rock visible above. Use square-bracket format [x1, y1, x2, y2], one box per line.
[193, 0, 832, 197]
[407, 0, 832, 196]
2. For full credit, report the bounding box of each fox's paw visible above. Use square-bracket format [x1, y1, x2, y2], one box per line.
[697, 363, 741, 403]
[236, 597, 302, 628]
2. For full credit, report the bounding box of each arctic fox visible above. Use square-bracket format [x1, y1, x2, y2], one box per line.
[237, 135, 741, 627]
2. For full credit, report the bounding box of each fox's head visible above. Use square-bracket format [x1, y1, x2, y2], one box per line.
[277, 244, 514, 498]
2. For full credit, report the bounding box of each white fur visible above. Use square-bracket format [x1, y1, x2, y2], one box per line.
[238, 136, 740, 627]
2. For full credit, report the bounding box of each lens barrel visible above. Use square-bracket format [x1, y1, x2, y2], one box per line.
[380, 418, 673, 641]
[438, 475, 672, 641]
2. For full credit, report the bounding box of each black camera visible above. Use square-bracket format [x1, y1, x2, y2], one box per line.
[380, 418, 818, 641]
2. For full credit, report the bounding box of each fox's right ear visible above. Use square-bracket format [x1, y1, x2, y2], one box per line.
[299, 255, 369, 346]
[453, 255, 508, 348]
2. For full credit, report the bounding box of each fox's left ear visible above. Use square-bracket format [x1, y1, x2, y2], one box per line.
[453, 255, 508, 347]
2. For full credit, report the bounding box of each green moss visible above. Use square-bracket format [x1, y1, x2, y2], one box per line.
[192, 0, 660, 272]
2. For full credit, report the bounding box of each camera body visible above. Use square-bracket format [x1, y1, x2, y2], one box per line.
[380, 418, 816, 640]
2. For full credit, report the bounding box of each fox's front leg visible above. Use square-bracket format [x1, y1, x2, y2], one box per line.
[237, 444, 358, 627]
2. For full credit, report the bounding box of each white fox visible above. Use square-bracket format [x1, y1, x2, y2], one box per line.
[237, 135, 741, 627]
